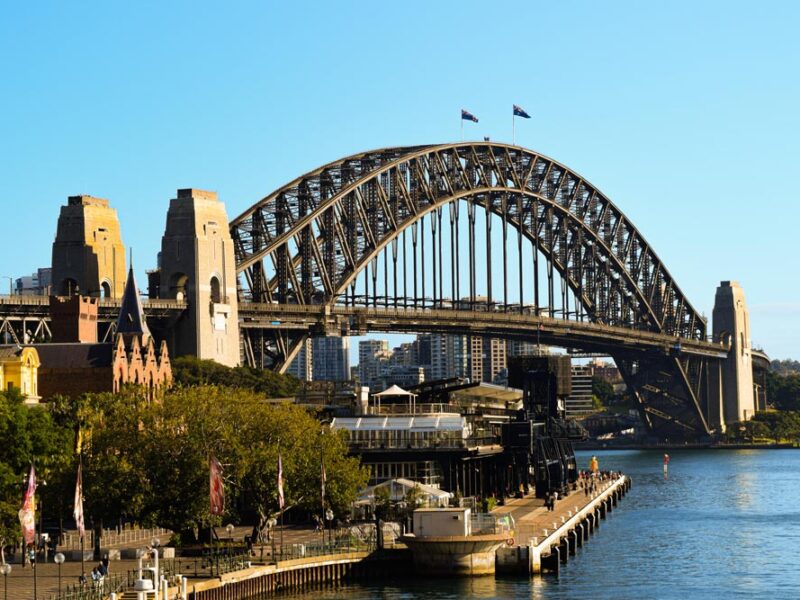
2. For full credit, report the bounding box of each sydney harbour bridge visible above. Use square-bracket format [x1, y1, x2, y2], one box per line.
[0, 142, 764, 440]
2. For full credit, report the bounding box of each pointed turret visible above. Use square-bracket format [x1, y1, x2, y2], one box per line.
[116, 266, 151, 344]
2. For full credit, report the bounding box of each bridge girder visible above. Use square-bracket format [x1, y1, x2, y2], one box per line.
[230, 143, 712, 438]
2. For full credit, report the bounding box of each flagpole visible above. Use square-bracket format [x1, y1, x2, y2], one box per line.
[513, 113, 516, 146]
[460, 116, 463, 142]
[79, 457, 84, 585]
[32, 463, 37, 600]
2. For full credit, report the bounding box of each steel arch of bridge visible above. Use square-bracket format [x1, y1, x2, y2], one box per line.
[230, 143, 713, 438]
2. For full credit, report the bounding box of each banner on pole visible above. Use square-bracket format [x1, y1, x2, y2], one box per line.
[209, 455, 225, 516]
[277, 455, 285, 510]
[73, 463, 85, 538]
[18, 464, 36, 545]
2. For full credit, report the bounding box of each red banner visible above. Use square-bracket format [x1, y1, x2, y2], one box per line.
[277, 455, 284, 510]
[73, 463, 85, 538]
[18, 465, 36, 545]
[209, 455, 225, 516]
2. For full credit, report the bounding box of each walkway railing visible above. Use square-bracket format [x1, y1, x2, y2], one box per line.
[61, 527, 171, 550]
[45, 573, 127, 600]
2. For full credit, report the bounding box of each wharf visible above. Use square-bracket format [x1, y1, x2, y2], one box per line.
[1, 480, 630, 600]
[495, 474, 631, 574]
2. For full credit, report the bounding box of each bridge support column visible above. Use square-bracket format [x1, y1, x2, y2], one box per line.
[155, 189, 240, 366]
[711, 281, 755, 430]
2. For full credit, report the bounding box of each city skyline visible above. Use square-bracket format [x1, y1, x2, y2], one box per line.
[2, 2, 798, 358]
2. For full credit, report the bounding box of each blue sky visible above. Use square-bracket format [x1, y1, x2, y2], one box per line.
[1, 1, 798, 361]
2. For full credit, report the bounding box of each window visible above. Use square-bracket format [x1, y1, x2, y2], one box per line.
[210, 276, 222, 304]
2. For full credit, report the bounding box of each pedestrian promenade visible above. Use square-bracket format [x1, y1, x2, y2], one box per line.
[0, 524, 333, 600]
[493, 474, 621, 543]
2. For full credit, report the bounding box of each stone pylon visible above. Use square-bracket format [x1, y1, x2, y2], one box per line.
[51, 196, 127, 298]
[155, 189, 240, 367]
[710, 281, 756, 430]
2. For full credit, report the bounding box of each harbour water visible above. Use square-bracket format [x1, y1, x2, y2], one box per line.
[289, 449, 800, 599]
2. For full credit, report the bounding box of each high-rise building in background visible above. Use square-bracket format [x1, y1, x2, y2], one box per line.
[312, 336, 350, 381]
[429, 333, 469, 380]
[286, 338, 313, 381]
[358, 339, 391, 388]
[469, 336, 507, 383]
[14, 268, 52, 296]
[566, 364, 593, 418]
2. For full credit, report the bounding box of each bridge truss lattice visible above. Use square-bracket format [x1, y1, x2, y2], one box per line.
[231, 143, 715, 438]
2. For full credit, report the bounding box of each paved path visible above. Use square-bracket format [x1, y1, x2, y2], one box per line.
[493, 478, 618, 544]
[1, 524, 336, 600]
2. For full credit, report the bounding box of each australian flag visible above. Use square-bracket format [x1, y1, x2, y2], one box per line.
[513, 104, 531, 119]
[461, 109, 479, 123]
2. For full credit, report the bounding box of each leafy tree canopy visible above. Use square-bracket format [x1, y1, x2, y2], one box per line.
[766, 370, 800, 411]
[591, 376, 615, 406]
[171, 356, 301, 398]
[76, 385, 367, 543]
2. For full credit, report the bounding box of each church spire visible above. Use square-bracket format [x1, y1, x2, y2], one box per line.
[116, 265, 151, 342]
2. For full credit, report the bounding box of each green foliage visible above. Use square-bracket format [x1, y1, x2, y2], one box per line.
[78, 385, 367, 541]
[771, 359, 800, 375]
[171, 356, 301, 398]
[723, 411, 800, 444]
[373, 486, 390, 518]
[766, 370, 800, 411]
[0, 378, 367, 547]
[0, 390, 75, 549]
[591, 394, 604, 411]
[591, 376, 615, 406]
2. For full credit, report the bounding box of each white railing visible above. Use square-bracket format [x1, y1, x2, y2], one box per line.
[60, 526, 171, 550]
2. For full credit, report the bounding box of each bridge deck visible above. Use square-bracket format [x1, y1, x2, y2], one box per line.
[239, 304, 729, 359]
[0, 295, 728, 360]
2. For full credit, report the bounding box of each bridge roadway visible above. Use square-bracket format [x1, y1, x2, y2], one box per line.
[0, 295, 728, 360]
[238, 303, 729, 360]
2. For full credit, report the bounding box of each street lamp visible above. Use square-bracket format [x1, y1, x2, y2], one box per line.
[1, 563, 11, 600]
[325, 509, 334, 547]
[149, 539, 160, 593]
[53, 553, 65, 600]
[225, 524, 234, 554]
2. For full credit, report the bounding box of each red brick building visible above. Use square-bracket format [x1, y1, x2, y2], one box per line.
[34, 268, 171, 400]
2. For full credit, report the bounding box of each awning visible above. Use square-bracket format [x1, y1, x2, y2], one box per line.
[332, 415, 468, 433]
[373, 384, 416, 397]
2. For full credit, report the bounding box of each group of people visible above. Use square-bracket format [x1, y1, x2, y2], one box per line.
[79, 556, 109, 587]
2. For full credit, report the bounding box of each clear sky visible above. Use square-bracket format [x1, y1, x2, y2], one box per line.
[1, 1, 798, 361]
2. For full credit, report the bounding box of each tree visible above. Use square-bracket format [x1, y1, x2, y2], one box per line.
[171, 356, 301, 398]
[0, 389, 74, 562]
[74, 385, 367, 544]
[766, 371, 800, 411]
[591, 377, 615, 406]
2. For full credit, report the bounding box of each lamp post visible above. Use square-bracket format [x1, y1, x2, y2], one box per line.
[1, 563, 11, 600]
[150, 539, 160, 598]
[325, 509, 334, 548]
[53, 553, 64, 600]
[225, 524, 234, 555]
[319, 420, 331, 548]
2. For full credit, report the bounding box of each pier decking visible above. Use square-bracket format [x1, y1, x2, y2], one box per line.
[496, 474, 631, 574]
